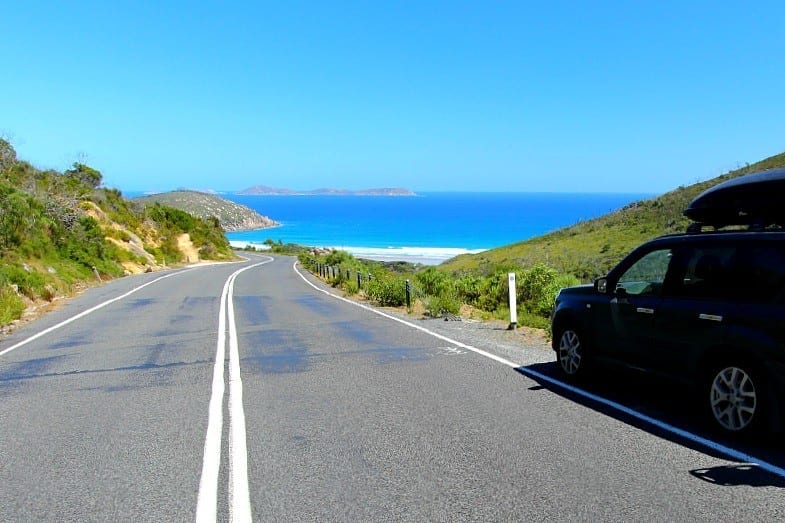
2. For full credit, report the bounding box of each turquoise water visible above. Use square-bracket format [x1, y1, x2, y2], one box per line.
[222, 192, 653, 264]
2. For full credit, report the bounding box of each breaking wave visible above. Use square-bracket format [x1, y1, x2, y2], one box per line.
[229, 241, 484, 265]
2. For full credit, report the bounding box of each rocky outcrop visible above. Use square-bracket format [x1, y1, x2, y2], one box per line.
[231, 215, 278, 231]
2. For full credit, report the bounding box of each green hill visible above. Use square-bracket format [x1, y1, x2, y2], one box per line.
[0, 138, 235, 328]
[134, 190, 279, 232]
[442, 151, 785, 280]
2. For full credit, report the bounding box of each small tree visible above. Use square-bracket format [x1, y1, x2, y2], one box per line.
[64, 162, 103, 188]
[0, 138, 17, 173]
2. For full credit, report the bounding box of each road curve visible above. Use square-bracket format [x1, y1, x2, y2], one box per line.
[0, 254, 782, 521]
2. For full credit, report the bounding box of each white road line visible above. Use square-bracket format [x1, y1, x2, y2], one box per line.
[292, 260, 785, 480]
[227, 268, 253, 522]
[195, 273, 230, 522]
[197, 256, 272, 522]
[0, 268, 197, 358]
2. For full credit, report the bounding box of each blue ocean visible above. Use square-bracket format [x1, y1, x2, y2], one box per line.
[222, 192, 653, 264]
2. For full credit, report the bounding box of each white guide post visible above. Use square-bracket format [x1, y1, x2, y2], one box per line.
[508, 272, 517, 330]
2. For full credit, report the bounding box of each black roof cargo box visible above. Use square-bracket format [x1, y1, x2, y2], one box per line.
[684, 168, 785, 226]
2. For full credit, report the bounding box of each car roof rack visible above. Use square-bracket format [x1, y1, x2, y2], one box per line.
[683, 168, 785, 232]
[684, 222, 783, 234]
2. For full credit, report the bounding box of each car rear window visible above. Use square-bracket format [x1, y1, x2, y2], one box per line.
[730, 245, 785, 303]
[670, 243, 785, 303]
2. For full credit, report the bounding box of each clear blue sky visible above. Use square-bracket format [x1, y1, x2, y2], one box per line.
[3, 1, 784, 193]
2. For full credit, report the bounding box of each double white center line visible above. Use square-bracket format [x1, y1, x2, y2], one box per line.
[196, 258, 272, 522]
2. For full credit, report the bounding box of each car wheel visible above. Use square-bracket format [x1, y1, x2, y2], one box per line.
[556, 326, 588, 378]
[706, 362, 764, 435]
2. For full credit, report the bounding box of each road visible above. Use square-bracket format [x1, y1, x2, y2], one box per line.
[0, 253, 782, 521]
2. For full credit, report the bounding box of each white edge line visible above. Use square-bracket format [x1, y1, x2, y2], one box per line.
[292, 260, 785, 480]
[0, 268, 198, 358]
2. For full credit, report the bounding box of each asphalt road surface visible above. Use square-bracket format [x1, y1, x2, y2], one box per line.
[0, 254, 782, 521]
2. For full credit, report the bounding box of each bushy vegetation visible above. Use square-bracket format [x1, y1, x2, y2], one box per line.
[0, 285, 25, 325]
[365, 272, 408, 307]
[0, 137, 234, 326]
[300, 251, 578, 330]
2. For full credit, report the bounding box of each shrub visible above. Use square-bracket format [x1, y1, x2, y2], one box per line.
[324, 249, 354, 266]
[519, 264, 558, 315]
[415, 267, 455, 297]
[365, 274, 407, 306]
[64, 162, 102, 189]
[477, 272, 510, 311]
[519, 264, 581, 316]
[343, 279, 360, 296]
[0, 138, 18, 173]
[423, 293, 461, 316]
[455, 275, 483, 306]
[0, 284, 25, 324]
[0, 264, 48, 300]
[0, 184, 45, 250]
[270, 243, 309, 256]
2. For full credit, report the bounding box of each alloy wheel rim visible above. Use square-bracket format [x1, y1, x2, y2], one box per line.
[710, 366, 757, 431]
[559, 330, 581, 375]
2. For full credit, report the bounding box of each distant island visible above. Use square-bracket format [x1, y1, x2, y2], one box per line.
[134, 190, 279, 232]
[238, 185, 416, 196]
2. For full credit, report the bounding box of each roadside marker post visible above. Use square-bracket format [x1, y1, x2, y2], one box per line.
[508, 272, 517, 330]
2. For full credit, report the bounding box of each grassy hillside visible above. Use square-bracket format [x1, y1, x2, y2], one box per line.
[135, 190, 279, 231]
[0, 138, 234, 327]
[442, 151, 785, 280]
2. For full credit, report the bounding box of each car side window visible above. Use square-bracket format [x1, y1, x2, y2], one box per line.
[729, 245, 785, 303]
[617, 249, 672, 296]
[676, 246, 735, 299]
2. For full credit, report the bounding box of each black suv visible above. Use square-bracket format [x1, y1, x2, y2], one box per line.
[551, 169, 785, 435]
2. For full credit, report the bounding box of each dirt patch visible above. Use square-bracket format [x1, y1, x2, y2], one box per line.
[120, 261, 148, 275]
[177, 234, 200, 263]
[82, 201, 108, 222]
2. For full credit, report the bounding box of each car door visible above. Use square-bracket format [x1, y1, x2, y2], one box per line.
[647, 244, 735, 377]
[606, 247, 674, 368]
[652, 242, 785, 379]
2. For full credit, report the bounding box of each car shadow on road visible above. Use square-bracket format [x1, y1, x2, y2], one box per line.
[516, 362, 785, 488]
[689, 464, 785, 487]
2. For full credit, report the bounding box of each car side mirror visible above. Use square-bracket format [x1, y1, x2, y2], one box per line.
[595, 277, 608, 294]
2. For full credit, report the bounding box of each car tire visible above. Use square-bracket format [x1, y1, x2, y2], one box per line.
[555, 325, 590, 379]
[705, 359, 766, 436]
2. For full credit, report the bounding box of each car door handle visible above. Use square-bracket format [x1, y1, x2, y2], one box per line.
[699, 313, 723, 322]
[636, 307, 655, 315]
